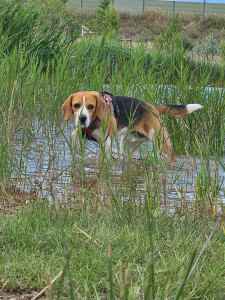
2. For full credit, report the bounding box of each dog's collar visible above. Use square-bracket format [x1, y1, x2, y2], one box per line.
[81, 117, 101, 141]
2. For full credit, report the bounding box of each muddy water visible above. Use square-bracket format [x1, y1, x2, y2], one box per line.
[13, 122, 225, 212]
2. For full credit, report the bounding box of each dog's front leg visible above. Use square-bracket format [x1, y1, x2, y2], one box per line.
[71, 129, 82, 155]
[104, 136, 112, 159]
[119, 134, 128, 155]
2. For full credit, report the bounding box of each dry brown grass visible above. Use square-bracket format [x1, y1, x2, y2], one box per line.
[119, 11, 225, 43]
[118, 11, 225, 44]
[118, 10, 170, 42]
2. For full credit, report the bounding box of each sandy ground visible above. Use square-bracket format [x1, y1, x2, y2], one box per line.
[0, 292, 46, 300]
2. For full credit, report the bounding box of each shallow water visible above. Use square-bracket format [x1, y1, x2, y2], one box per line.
[12, 121, 225, 212]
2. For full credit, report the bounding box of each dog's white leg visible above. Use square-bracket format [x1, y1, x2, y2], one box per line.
[148, 129, 155, 140]
[71, 129, 82, 155]
[105, 136, 112, 158]
[119, 134, 127, 155]
[118, 127, 128, 155]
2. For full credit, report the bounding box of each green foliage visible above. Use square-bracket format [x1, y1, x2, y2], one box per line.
[95, 0, 118, 35]
[154, 14, 192, 53]
[155, 31, 184, 53]
[0, 0, 39, 53]
[0, 0, 79, 64]
[96, 0, 111, 12]
[168, 14, 183, 35]
[26, 0, 79, 32]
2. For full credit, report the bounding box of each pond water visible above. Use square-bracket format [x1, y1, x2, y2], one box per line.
[11, 121, 225, 213]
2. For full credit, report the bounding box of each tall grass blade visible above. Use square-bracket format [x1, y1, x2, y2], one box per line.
[108, 244, 114, 300]
[174, 241, 200, 300]
[144, 174, 155, 300]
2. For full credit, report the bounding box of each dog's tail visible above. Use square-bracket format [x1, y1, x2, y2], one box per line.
[157, 104, 203, 116]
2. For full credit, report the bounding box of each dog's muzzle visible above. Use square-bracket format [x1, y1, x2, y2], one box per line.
[80, 115, 87, 126]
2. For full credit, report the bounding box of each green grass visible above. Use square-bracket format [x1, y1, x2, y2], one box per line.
[0, 200, 224, 299]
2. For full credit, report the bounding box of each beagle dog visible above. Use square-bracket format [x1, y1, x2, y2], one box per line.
[62, 91, 203, 162]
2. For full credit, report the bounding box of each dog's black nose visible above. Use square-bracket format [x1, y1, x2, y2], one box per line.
[80, 115, 87, 124]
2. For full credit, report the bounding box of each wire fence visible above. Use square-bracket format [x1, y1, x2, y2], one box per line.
[68, 0, 225, 15]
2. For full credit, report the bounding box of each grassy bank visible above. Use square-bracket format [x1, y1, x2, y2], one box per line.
[0, 199, 224, 299]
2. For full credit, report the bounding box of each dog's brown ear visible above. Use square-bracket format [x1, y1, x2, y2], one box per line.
[96, 95, 107, 121]
[62, 95, 73, 121]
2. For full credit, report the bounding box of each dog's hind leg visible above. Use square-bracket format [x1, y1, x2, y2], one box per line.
[158, 127, 177, 163]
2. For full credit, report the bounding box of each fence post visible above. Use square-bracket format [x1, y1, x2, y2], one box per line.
[173, 1, 176, 16]
[142, 0, 145, 12]
[203, 0, 206, 16]
[81, 0, 83, 10]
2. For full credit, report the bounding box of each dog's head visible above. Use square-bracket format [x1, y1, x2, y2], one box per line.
[62, 91, 107, 128]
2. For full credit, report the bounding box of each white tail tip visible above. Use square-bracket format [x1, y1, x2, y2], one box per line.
[186, 104, 203, 114]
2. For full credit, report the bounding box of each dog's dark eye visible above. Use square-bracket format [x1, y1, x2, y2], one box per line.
[74, 103, 80, 109]
[88, 105, 94, 110]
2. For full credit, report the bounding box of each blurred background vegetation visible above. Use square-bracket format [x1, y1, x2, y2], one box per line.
[2, 0, 225, 64]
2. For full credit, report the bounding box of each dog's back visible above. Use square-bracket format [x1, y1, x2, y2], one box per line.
[111, 95, 156, 130]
